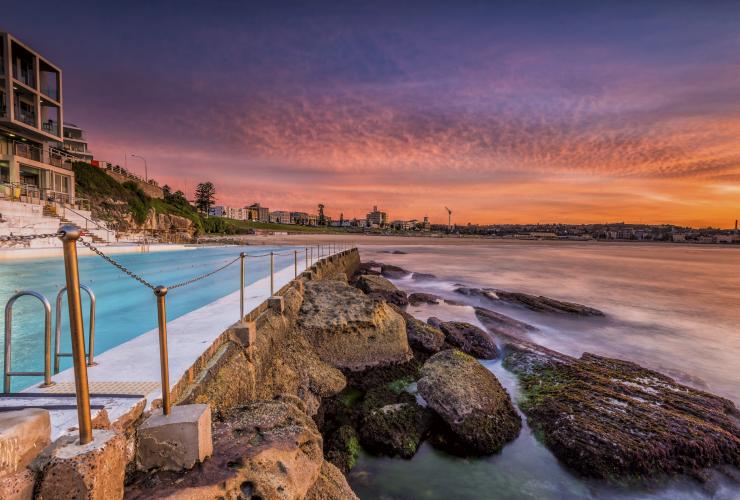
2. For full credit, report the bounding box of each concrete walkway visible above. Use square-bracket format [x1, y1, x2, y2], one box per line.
[2, 259, 310, 440]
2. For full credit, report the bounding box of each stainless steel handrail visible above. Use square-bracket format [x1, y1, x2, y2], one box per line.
[4, 291, 54, 392]
[54, 284, 96, 373]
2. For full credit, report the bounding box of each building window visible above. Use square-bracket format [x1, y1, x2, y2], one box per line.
[0, 161, 9, 183]
[19, 164, 41, 187]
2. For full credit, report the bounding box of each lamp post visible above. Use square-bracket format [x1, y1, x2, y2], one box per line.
[130, 154, 148, 182]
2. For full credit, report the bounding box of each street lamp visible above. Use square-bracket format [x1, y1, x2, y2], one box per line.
[130, 154, 148, 182]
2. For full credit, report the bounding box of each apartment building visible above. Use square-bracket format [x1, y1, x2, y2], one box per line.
[269, 210, 292, 224]
[366, 205, 388, 227]
[0, 32, 76, 205]
[247, 203, 270, 222]
[209, 205, 247, 220]
[62, 122, 93, 162]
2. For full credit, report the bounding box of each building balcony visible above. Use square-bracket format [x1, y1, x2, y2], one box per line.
[14, 107, 36, 126]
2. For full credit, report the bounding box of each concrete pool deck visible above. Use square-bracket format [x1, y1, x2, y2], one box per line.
[0, 243, 197, 261]
[2, 259, 307, 440]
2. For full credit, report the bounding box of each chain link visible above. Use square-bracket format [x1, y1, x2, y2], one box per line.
[79, 238, 157, 290]
[0, 233, 60, 242]
[167, 255, 241, 290]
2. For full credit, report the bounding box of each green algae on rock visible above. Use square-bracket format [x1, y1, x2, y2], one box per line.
[417, 349, 521, 455]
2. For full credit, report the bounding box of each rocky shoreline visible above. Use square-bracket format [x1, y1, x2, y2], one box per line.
[126, 251, 739, 498]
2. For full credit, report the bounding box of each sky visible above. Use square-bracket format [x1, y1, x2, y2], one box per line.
[4, 0, 740, 226]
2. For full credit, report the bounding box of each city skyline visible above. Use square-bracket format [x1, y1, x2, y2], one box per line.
[4, 1, 740, 226]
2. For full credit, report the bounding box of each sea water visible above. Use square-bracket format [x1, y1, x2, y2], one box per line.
[351, 241, 740, 500]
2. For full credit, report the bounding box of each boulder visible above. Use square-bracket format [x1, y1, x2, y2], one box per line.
[380, 264, 411, 279]
[417, 350, 521, 454]
[438, 321, 499, 359]
[505, 341, 740, 479]
[359, 403, 432, 458]
[298, 280, 412, 371]
[474, 307, 538, 338]
[412, 272, 437, 281]
[408, 292, 442, 306]
[405, 315, 445, 353]
[353, 274, 409, 306]
[426, 317, 443, 328]
[125, 400, 325, 499]
[306, 461, 359, 500]
[325, 425, 360, 473]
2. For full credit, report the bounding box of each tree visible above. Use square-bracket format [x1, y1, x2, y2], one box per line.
[162, 184, 172, 198]
[195, 182, 216, 215]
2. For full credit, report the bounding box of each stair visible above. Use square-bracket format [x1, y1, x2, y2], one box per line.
[43, 204, 58, 217]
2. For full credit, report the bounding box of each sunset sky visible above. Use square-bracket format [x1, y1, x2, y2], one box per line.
[5, 1, 740, 226]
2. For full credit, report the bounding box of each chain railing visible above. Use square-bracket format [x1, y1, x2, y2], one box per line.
[3, 229, 355, 442]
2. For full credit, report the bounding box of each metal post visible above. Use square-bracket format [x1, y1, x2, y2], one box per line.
[58, 225, 93, 444]
[239, 252, 245, 321]
[270, 251, 275, 295]
[294, 250, 298, 277]
[154, 286, 171, 416]
[305, 247, 309, 270]
[309, 247, 313, 266]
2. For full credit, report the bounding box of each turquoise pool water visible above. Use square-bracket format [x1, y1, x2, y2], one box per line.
[0, 245, 304, 392]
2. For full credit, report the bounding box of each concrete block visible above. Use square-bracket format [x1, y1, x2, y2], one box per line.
[0, 469, 35, 500]
[137, 404, 212, 471]
[0, 409, 51, 476]
[268, 295, 285, 314]
[231, 321, 257, 347]
[37, 430, 126, 500]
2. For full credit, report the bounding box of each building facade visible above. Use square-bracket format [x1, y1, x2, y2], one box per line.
[0, 32, 76, 205]
[62, 122, 93, 162]
[247, 203, 270, 222]
[366, 205, 387, 227]
[270, 210, 292, 224]
[209, 205, 247, 220]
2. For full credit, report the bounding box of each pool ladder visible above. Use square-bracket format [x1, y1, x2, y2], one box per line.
[3, 286, 96, 393]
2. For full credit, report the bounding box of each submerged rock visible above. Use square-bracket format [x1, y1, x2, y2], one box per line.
[411, 272, 437, 281]
[455, 286, 604, 317]
[408, 292, 442, 306]
[360, 402, 432, 458]
[426, 317, 443, 328]
[405, 315, 445, 353]
[417, 350, 521, 455]
[380, 264, 411, 279]
[325, 425, 361, 474]
[505, 340, 740, 480]
[438, 321, 499, 359]
[492, 290, 605, 316]
[298, 280, 412, 371]
[474, 307, 539, 338]
[353, 274, 409, 306]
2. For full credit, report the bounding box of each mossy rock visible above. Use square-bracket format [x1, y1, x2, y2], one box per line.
[359, 402, 433, 458]
[325, 425, 361, 473]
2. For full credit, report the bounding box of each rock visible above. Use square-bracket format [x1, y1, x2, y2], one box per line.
[474, 307, 538, 338]
[379, 250, 408, 255]
[0, 409, 50, 476]
[426, 317, 443, 328]
[360, 403, 432, 458]
[438, 321, 499, 359]
[492, 290, 605, 316]
[0, 468, 36, 500]
[412, 272, 437, 281]
[408, 292, 442, 306]
[306, 460, 359, 500]
[353, 274, 409, 306]
[509, 342, 740, 480]
[37, 430, 127, 500]
[417, 350, 521, 454]
[455, 286, 604, 316]
[380, 264, 410, 279]
[125, 400, 325, 499]
[325, 425, 360, 473]
[298, 280, 412, 371]
[405, 315, 445, 353]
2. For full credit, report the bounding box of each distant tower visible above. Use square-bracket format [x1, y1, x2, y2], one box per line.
[735, 219, 738, 233]
[340, 212, 344, 225]
[318, 204, 326, 226]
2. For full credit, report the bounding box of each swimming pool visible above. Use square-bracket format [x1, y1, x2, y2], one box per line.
[0, 245, 306, 392]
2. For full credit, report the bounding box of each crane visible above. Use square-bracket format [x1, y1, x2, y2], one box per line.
[445, 207, 452, 231]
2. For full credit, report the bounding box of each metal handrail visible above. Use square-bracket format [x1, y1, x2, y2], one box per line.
[54, 284, 96, 373]
[4, 291, 54, 392]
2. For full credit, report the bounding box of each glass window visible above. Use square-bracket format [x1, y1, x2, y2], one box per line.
[0, 161, 9, 183]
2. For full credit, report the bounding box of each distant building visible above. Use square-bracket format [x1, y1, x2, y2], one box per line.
[62, 122, 93, 162]
[366, 205, 387, 228]
[672, 233, 687, 242]
[270, 210, 292, 224]
[291, 211, 310, 225]
[422, 216, 431, 231]
[209, 205, 247, 220]
[247, 203, 270, 222]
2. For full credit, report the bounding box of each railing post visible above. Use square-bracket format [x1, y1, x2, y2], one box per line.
[154, 286, 171, 416]
[294, 250, 298, 277]
[240, 252, 245, 321]
[305, 247, 309, 270]
[58, 225, 93, 444]
[270, 251, 275, 295]
[309, 247, 313, 266]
